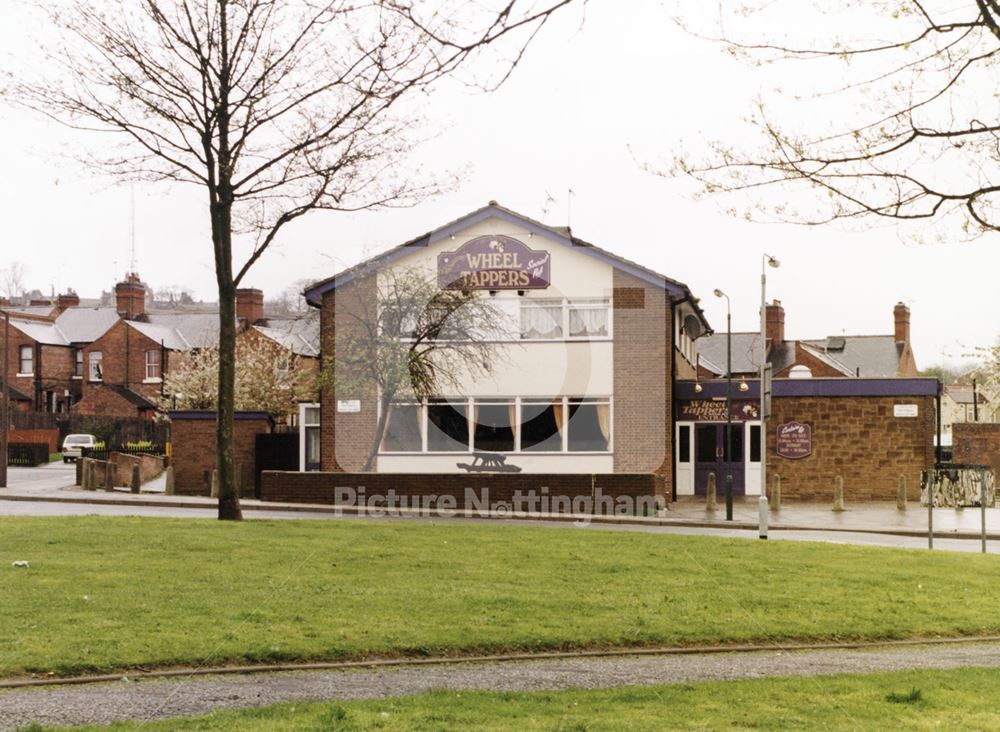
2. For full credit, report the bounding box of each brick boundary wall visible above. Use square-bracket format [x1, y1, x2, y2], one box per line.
[768, 395, 936, 502]
[169, 411, 273, 495]
[261, 471, 664, 515]
[9, 428, 59, 454]
[953, 423, 1000, 482]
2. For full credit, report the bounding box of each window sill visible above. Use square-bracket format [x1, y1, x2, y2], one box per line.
[72, 376, 82, 380]
[88, 379, 103, 383]
[15, 373, 33, 378]
[143, 377, 163, 384]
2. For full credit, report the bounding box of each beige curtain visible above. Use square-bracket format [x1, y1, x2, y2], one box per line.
[466, 402, 477, 448]
[596, 402, 611, 444]
[552, 399, 564, 435]
[508, 401, 517, 430]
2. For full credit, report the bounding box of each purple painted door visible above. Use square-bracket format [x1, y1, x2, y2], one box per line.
[694, 424, 745, 496]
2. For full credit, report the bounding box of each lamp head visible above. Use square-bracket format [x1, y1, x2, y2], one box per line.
[713, 288, 724, 298]
[767, 255, 780, 269]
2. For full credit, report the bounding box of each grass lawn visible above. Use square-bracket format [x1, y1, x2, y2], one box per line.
[45, 667, 1000, 731]
[3, 516, 1000, 678]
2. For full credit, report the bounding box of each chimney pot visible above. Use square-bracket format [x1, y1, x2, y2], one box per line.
[765, 300, 785, 345]
[894, 301, 910, 344]
[116, 273, 146, 319]
[236, 288, 265, 325]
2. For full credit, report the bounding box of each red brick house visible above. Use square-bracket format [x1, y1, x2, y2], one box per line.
[696, 300, 920, 380]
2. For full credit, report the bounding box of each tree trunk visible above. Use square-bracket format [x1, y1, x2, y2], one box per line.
[362, 394, 392, 472]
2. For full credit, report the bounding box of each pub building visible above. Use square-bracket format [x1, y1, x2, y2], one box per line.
[299, 201, 708, 493]
[292, 201, 937, 506]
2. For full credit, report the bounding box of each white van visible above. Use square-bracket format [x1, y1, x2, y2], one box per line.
[61, 434, 98, 462]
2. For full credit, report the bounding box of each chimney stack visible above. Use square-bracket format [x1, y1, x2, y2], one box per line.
[236, 288, 264, 325]
[116, 273, 146, 320]
[894, 302, 910, 344]
[56, 292, 80, 312]
[765, 300, 785, 346]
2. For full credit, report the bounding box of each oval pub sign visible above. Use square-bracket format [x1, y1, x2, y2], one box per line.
[776, 421, 812, 459]
[438, 235, 551, 290]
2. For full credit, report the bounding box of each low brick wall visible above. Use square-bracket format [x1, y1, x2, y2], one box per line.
[110, 452, 165, 486]
[954, 424, 1000, 484]
[10, 428, 59, 454]
[168, 411, 273, 495]
[260, 472, 664, 515]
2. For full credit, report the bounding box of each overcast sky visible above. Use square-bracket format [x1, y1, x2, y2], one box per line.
[1, 1, 995, 369]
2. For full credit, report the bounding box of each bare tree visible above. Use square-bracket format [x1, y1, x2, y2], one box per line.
[672, 1, 1000, 240]
[329, 266, 508, 471]
[0, 263, 27, 303]
[12, 0, 579, 519]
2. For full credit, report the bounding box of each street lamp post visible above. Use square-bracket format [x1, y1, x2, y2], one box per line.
[713, 288, 733, 521]
[760, 254, 780, 539]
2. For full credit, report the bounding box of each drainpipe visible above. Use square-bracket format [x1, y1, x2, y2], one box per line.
[936, 381, 943, 467]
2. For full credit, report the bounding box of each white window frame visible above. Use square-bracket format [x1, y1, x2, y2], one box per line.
[298, 402, 321, 471]
[89, 351, 103, 382]
[17, 345, 33, 376]
[73, 348, 83, 379]
[144, 349, 162, 382]
[378, 395, 613, 455]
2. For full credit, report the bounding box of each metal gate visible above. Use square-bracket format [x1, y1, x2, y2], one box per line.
[254, 432, 299, 498]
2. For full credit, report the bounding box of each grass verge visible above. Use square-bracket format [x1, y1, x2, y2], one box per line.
[45, 666, 1000, 731]
[2, 515, 1000, 678]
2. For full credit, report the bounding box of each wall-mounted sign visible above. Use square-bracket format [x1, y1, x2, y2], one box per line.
[776, 421, 812, 459]
[337, 400, 361, 413]
[893, 404, 919, 418]
[677, 400, 761, 422]
[438, 235, 551, 290]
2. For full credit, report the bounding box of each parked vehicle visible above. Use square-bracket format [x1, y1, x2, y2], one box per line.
[61, 434, 98, 463]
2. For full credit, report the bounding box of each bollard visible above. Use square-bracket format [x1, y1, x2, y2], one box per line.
[164, 466, 175, 496]
[897, 475, 907, 511]
[981, 467, 988, 555]
[210, 469, 219, 498]
[104, 461, 115, 492]
[770, 473, 781, 511]
[706, 473, 717, 512]
[928, 472, 934, 550]
[81, 459, 92, 491]
[758, 494, 768, 540]
[832, 475, 845, 512]
[130, 465, 141, 494]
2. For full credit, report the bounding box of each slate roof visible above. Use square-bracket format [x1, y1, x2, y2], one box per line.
[944, 384, 989, 405]
[55, 307, 120, 344]
[697, 333, 906, 378]
[253, 312, 320, 357]
[144, 312, 220, 348]
[4, 384, 32, 402]
[102, 384, 158, 409]
[802, 335, 903, 378]
[127, 320, 192, 351]
[8, 317, 69, 346]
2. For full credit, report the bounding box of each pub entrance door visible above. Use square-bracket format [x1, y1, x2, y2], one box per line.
[693, 423, 745, 496]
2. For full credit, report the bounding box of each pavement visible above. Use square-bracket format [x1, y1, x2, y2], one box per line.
[5, 640, 1000, 730]
[4, 463, 1000, 553]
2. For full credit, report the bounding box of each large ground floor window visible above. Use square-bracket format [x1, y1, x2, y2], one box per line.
[379, 396, 612, 454]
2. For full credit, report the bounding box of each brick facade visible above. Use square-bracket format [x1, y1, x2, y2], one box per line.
[612, 271, 672, 491]
[768, 395, 936, 502]
[82, 320, 167, 412]
[3, 322, 77, 412]
[953, 423, 1000, 481]
[321, 276, 379, 472]
[169, 412, 272, 494]
[261, 470, 663, 514]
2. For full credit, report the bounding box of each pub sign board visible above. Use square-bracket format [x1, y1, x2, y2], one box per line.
[438, 235, 551, 290]
[776, 421, 812, 459]
[677, 400, 761, 422]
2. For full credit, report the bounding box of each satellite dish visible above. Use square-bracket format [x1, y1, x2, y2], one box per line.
[683, 314, 704, 340]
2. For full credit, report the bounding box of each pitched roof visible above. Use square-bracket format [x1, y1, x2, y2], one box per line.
[4, 383, 32, 402]
[102, 384, 158, 409]
[303, 202, 712, 333]
[698, 333, 906, 378]
[55, 307, 120, 344]
[253, 312, 320, 357]
[144, 312, 220, 348]
[944, 383, 989, 405]
[9, 317, 69, 346]
[126, 320, 191, 351]
[801, 335, 903, 378]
